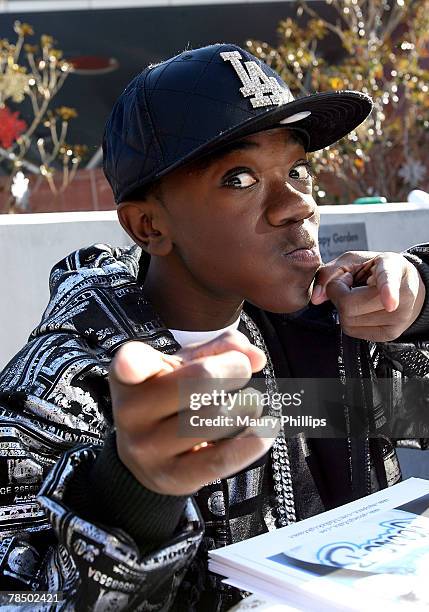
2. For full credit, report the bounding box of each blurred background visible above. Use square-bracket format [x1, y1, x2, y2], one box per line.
[1, 0, 428, 212]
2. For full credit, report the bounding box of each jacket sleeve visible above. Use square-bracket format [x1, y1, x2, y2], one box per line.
[0, 244, 204, 610]
[372, 244, 429, 450]
[401, 242, 429, 338]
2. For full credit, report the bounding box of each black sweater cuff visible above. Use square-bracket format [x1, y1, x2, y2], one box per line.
[64, 433, 189, 554]
[402, 253, 429, 337]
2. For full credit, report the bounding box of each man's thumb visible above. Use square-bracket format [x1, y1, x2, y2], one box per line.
[324, 275, 354, 307]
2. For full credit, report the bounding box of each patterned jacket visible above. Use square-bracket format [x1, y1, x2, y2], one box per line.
[0, 243, 428, 611]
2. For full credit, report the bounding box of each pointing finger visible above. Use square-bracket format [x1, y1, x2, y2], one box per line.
[372, 256, 402, 312]
[324, 277, 353, 309]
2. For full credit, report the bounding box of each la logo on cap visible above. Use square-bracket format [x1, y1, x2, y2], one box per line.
[220, 51, 293, 109]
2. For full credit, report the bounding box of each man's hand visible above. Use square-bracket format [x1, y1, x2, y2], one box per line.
[109, 331, 279, 496]
[311, 251, 426, 342]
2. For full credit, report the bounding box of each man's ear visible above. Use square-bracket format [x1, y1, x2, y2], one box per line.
[117, 198, 173, 256]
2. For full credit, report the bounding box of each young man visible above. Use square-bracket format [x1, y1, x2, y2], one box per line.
[0, 43, 428, 610]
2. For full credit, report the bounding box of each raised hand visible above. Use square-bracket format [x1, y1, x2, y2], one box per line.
[109, 331, 279, 496]
[311, 251, 426, 342]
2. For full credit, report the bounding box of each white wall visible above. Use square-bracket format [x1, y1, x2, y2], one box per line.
[0, 211, 130, 369]
[0, 203, 428, 370]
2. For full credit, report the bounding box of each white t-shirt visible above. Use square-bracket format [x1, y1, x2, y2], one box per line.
[169, 316, 240, 348]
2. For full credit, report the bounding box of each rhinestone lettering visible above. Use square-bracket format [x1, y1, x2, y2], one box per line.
[220, 51, 292, 109]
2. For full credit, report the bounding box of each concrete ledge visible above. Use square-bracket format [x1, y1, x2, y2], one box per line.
[0, 210, 118, 225]
[319, 203, 429, 253]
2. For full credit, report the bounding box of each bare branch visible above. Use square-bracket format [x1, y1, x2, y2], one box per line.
[300, 1, 347, 43]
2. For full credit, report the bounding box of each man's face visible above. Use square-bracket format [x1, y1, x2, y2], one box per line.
[158, 127, 321, 313]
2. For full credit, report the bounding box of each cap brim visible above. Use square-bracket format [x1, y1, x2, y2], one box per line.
[231, 90, 373, 153]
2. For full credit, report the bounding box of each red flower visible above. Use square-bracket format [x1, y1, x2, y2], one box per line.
[0, 106, 27, 149]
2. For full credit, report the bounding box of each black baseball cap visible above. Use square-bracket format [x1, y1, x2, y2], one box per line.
[103, 43, 372, 204]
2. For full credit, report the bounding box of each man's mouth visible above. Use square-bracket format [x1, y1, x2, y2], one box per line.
[282, 244, 322, 266]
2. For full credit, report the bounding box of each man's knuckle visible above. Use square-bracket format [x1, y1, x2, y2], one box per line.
[222, 329, 240, 342]
[377, 252, 395, 263]
[218, 404, 230, 418]
[207, 450, 229, 476]
[382, 328, 399, 342]
[186, 360, 216, 380]
[345, 315, 357, 327]
[402, 283, 415, 301]
[125, 434, 151, 462]
[149, 469, 173, 492]
[341, 323, 353, 336]
[337, 303, 349, 319]
[397, 310, 411, 326]
[228, 350, 252, 378]
[239, 435, 262, 453]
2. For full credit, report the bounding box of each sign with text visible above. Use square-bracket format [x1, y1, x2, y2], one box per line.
[319, 222, 368, 262]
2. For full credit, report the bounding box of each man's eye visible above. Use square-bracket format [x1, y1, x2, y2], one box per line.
[289, 163, 313, 181]
[222, 169, 257, 189]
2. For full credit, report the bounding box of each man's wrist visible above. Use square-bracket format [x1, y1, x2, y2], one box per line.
[64, 432, 189, 553]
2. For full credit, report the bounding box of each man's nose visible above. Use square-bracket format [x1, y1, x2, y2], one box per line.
[265, 181, 317, 227]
